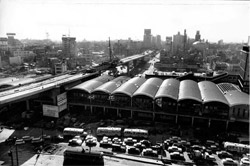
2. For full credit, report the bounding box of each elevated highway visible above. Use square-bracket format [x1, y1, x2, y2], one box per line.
[0, 72, 99, 105]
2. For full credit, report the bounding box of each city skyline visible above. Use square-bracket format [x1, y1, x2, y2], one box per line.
[0, 0, 249, 43]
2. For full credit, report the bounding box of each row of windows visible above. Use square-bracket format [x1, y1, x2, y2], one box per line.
[232, 107, 249, 118]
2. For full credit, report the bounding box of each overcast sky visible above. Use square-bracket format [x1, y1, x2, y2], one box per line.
[0, 0, 249, 42]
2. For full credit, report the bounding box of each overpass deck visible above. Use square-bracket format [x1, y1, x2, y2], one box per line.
[119, 53, 151, 64]
[0, 73, 96, 105]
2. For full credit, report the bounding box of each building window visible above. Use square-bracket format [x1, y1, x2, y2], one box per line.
[237, 108, 240, 116]
[232, 108, 235, 115]
[243, 109, 245, 117]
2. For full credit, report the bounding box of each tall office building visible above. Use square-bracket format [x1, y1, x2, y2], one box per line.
[195, 31, 201, 41]
[143, 29, 152, 48]
[62, 36, 77, 58]
[165, 36, 172, 53]
[6, 33, 16, 47]
[183, 29, 187, 51]
[173, 31, 184, 55]
[156, 35, 162, 49]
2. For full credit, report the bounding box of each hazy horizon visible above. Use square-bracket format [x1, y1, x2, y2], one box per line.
[0, 0, 249, 43]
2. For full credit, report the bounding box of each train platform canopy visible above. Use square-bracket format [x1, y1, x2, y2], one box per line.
[178, 80, 202, 102]
[70, 75, 114, 93]
[112, 76, 146, 97]
[133, 78, 163, 99]
[154, 78, 180, 100]
[198, 81, 229, 105]
[92, 76, 130, 94]
[224, 90, 249, 107]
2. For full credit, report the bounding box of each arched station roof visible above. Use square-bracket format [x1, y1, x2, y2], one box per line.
[92, 76, 130, 94]
[133, 78, 163, 99]
[70, 75, 114, 94]
[178, 80, 202, 102]
[198, 81, 229, 106]
[224, 90, 249, 107]
[112, 76, 146, 97]
[155, 78, 180, 100]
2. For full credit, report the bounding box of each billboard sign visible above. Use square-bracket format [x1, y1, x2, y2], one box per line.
[59, 102, 67, 112]
[57, 92, 67, 106]
[58, 99, 67, 106]
[43, 104, 59, 118]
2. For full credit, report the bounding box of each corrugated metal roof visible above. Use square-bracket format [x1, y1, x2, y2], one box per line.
[178, 80, 202, 102]
[92, 76, 130, 94]
[224, 91, 249, 107]
[70, 75, 114, 93]
[217, 83, 241, 93]
[198, 81, 229, 105]
[133, 78, 163, 99]
[112, 77, 146, 97]
[155, 78, 180, 100]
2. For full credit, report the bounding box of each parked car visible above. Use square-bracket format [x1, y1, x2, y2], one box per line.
[85, 136, 97, 147]
[51, 134, 64, 143]
[140, 140, 151, 148]
[217, 151, 233, 159]
[15, 139, 25, 145]
[221, 158, 238, 166]
[69, 138, 83, 146]
[123, 137, 137, 146]
[204, 152, 216, 161]
[100, 139, 112, 148]
[5, 136, 17, 145]
[112, 144, 126, 153]
[240, 157, 250, 166]
[128, 146, 140, 155]
[142, 148, 158, 157]
[168, 146, 182, 153]
[31, 137, 44, 145]
[170, 152, 185, 161]
[22, 136, 33, 142]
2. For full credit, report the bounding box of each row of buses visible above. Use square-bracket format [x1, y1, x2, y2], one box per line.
[63, 127, 149, 139]
[96, 127, 149, 138]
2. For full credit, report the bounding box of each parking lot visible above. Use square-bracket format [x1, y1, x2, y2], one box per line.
[0, 112, 249, 166]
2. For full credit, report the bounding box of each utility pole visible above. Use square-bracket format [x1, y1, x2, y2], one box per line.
[8, 149, 14, 166]
[15, 145, 19, 166]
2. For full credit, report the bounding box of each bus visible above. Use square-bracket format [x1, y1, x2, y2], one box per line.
[224, 142, 250, 154]
[63, 128, 85, 139]
[96, 127, 122, 137]
[123, 128, 148, 138]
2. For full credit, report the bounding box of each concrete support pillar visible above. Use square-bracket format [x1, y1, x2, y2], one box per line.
[226, 121, 229, 131]
[191, 117, 194, 126]
[117, 109, 119, 118]
[153, 112, 155, 121]
[208, 119, 211, 128]
[26, 100, 30, 111]
[130, 110, 133, 118]
[90, 106, 93, 114]
[175, 115, 178, 124]
[126, 63, 130, 76]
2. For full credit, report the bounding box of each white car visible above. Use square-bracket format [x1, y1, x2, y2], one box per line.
[204, 152, 216, 161]
[221, 158, 238, 166]
[69, 138, 83, 146]
[240, 157, 250, 166]
[168, 146, 182, 153]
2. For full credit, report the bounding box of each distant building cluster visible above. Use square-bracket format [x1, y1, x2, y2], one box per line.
[143, 29, 162, 49]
